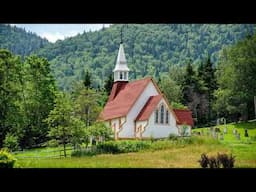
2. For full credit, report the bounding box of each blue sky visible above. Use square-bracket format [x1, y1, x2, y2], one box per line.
[10, 24, 111, 43]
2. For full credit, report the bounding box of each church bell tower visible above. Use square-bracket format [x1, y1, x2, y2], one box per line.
[113, 28, 129, 82]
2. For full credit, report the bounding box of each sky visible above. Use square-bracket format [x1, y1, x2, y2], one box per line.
[10, 24, 111, 43]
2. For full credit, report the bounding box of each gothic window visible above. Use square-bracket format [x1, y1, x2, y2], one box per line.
[120, 72, 123, 80]
[160, 105, 164, 124]
[155, 109, 159, 123]
[166, 110, 169, 124]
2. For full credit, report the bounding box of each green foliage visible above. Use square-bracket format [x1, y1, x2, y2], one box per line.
[96, 140, 151, 154]
[0, 49, 57, 149]
[45, 92, 87, 157]
[0, 49, 22, 147]
[71, 149, 98, 157]
[19, 55, 57, 148]
[87, 122, 114, 141]
[0, 149, 17, 168]
[171, 102, 187, 110]
[104, 74, 114, 96]
[0, 24, 50, 57]
[214, 34, 256, 121]
[158, 74, 182, 103]
[72, 86, 102, 127]
[47, 139, 59, 147]
[27, 24, 256, 91]
[3, 133, 19, 152]
[83, 69, 92, 89]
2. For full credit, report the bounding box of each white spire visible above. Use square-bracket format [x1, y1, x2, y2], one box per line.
[113, 43, 129, 72]
[113, 43, 130, 82]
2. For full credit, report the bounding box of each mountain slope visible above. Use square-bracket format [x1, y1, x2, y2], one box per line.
[1, 24, 255, 91]
[0, 24, 50, 57]
[35, 24, 255, 90]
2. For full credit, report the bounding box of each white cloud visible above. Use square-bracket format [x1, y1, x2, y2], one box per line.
[9, 24, 112, 42]
[40, 32, 66, 43]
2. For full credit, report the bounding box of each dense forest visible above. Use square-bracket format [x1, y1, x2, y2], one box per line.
[1, 24, 255, 90]
[36, 24, 256, 90]
[0, 24, 50, 56]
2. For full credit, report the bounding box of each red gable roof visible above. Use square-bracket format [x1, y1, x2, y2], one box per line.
[107, 81, 127, 102]
[136, 95, 162, 121]
[100, 77, 152, 120]
[173, 109, 194, 126]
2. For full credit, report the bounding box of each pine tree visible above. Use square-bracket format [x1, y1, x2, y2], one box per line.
[83, 70, 92, 89]
[104, 74, 114, 96]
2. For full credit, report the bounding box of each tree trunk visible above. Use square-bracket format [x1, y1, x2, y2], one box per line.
[63, 141, 67, 158]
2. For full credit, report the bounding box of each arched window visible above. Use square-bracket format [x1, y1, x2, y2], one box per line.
[166, 110, 169, 124]
[160, 105, 164, 124]
[120, 72, 123, 80]
[155, 109, 158, 123]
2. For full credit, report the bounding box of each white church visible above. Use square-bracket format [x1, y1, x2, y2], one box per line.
[99, 41, 193, 139]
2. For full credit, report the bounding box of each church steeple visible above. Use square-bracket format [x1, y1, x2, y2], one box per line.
[113, 34, 130, 82]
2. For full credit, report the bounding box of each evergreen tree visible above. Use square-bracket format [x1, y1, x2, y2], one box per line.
[83, 70, 92, 89]
[104, 74, 114, 96]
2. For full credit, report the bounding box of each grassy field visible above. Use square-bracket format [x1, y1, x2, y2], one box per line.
[13, 121, 256, 168]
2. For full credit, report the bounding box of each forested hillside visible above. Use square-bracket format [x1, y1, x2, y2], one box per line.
[0, 24, 50, 57]
[1, 24, 255, 90]
[35, 24, 255, 90]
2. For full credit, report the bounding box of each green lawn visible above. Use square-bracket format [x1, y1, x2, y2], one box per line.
[12, 121, 256, 168]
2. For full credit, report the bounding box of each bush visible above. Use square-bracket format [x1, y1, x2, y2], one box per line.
[168, 134, 178, 140]
[71, 148, 98, 157]
[0, 149, 17, 168]
[47, 139, 59, 147]
[198, 153, 235, 168]
[97, 140, 151, 154]
[217, 153, 235, 168]
[3, 133, 19, 152]
[198, 153, 209, 168]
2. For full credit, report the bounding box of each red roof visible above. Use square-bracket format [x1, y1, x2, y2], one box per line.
[107, 81, 127, 102]
[136, 95, 162, 121]
[173, 109, 194, 126]
[100, 77, 152, 120]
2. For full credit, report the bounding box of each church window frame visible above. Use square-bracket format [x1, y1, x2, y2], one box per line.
[160, 104, 164, 124]
[165, 109, 169, 124]
[155, 109, 159, 124]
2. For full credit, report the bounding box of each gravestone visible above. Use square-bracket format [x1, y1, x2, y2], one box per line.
[244, 128, 249, 137]
[220, 133, 224, 140]
[233, 129, 237, 135]
[224, 127, 227, 134]
[236, 133, 240, 140]
[213, 132, 218, 139]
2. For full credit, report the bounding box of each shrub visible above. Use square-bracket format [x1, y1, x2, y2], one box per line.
[71, 148, 98, 157]
[47, 139, 59, 147]
[0, 149, 17, 168]
[198, 153, 209, 168]
[208, 156, 219, 168]
[168, 133, 178, 140]
[3, 133, 19, 152]
[198, 153, 235, 168]
[217, 153, 235, 168]
[97, 141, 119, 154]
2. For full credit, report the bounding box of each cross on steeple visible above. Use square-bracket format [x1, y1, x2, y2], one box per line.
[120, 26, 123, 44]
